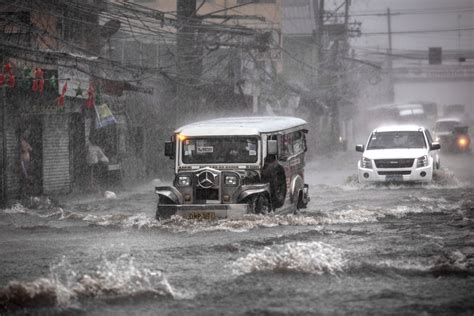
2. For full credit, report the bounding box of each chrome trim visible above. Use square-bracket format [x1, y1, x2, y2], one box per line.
[155, 186, 183, 204]
[197, 170, 218, 188]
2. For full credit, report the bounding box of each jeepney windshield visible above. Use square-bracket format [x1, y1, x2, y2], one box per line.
[181, 137, 258, 164]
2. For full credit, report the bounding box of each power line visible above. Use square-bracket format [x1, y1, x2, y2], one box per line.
[361, 27, 474, 36]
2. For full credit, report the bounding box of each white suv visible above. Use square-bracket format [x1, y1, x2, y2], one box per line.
[356, 125, 441, 183]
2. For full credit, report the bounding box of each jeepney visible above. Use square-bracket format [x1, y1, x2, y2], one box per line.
[155, 116, 310, 219]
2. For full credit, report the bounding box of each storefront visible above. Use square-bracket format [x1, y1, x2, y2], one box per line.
[0, 85, 85, 203]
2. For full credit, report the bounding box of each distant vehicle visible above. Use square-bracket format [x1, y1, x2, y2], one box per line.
[155, 116, 310, 220]
[356, 125, 441, 183]
[443, 104, 466, 119]
[397, 103, 426, 125]
[434, 118, 471, 153]
[366, 102, 435, 132]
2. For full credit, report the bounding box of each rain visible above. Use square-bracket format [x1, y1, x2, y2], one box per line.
[0, 0, 473, 314]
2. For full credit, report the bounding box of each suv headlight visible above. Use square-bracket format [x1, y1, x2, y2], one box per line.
[416, 155, 429, 168]
[224, 175, 238, 186]
[178, 175, 191, 187]
[361, 157, 372, 169]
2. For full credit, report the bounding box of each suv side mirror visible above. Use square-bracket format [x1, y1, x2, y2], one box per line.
[430, 142, 441, 151]
[355, 144, 364, 152]
[267, 140, 278, 155]
[164, 141, 175, 159]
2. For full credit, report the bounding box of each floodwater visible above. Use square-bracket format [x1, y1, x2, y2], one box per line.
[0, 152, 473, 315]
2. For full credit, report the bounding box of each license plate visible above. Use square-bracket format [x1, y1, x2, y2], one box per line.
[186, 212, 217, 220]
[386, 175, 403, 182]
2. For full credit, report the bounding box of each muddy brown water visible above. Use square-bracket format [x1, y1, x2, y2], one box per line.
[0, 153, 473, 315]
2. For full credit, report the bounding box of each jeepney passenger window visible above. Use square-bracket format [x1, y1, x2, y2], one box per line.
[279, 133, 293, 160]
[293, 131, 305, 154]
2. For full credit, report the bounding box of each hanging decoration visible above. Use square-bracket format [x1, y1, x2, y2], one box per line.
[85, 83, 95, 109]
[50, 75, 57, 90]
[95, 85, 102, 105]
[21, 68, 33, 90]
[1, 63, 15, 88]
[74, 85, 83, 97]
[7, 73, 15, 88]
[56, 81, 68, 107]
[4, 63, 11, 74]
[32, 67, 44, 93]
[95, 103, 117, 129]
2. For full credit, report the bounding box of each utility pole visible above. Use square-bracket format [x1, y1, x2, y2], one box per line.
[1, 85, 6, 206]
[176, 0, 198, 126]
[386, 7, 394, 102]
[317, 0, 324, 67]
[344, 0, 349, 28]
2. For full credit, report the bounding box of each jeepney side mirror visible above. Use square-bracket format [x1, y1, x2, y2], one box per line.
[267, 140, 278, 155]
[164, 141, 175, 159]
[303, 129, 308, 152]
[355, 144, 364, 152]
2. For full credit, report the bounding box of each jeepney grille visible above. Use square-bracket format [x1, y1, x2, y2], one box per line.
[195, 188, 219, 201]
[374, 159, 414, 168]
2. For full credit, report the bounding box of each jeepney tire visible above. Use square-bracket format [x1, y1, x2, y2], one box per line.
[255, 194, 271, 215]
[156, 196, 174, 220]
[296, 190, 306, 210]
[270, 165, 287, 209]
[246, 194, 271, 215]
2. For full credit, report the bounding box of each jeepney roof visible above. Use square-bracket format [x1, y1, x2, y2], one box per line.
[175, 116, 307, 136]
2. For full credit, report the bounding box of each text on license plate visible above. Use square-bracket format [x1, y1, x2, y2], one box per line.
[385, 175, 403, 182]
[186, 212, 217, 220]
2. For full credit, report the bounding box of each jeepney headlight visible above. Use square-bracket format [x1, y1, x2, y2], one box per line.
[178, 176, 191, 187]
[225, 175, 238, 186]
[416, 155, 428, 168]
[361, 157, 372, 169]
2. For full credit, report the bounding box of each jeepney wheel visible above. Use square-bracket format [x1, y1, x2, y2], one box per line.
[296, 190, 306, 210]
[270, 166, 287, 209]
[247, 194, 271, 215]
[256, 194, 271, 215]
[156, 196, 174, 220]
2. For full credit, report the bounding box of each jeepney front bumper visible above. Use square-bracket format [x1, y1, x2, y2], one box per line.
[155, 183, 268, 220]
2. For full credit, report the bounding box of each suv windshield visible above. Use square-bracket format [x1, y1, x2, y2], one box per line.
[367, 131, 427, 150]
[182, 137, 258, 164]
[435, 121, 459, 133]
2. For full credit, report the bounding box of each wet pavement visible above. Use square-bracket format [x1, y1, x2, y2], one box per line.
[0, 152, 473, 315]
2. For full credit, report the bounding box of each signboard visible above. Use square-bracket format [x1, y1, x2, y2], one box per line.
[58, 66, 90, 99]
[393, 65, 474, 82]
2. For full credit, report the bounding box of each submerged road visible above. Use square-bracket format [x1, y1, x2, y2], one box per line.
[0, 152, 473, 315]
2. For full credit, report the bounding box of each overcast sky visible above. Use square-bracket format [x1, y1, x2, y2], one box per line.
[349, 0, 474, 52]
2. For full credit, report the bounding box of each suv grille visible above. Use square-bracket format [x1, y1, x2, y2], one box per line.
[374, 159, 414, 168]
[378, 171, 411, 176]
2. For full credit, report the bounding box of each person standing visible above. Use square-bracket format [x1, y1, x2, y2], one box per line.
[87, 138, 109, 191]
[20, 135, 32, 196]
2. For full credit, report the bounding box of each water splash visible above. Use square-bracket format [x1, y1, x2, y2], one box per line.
[2, 193, 455, 233]
[2, 203, 27, 214]
[0, 254, 174, 310]
[231, 241, 345, 275]
[352, 250, 471, 277]
[57, 211, 324, 233]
